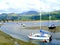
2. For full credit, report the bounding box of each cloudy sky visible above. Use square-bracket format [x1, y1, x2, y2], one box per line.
[0, 0, 60, 13]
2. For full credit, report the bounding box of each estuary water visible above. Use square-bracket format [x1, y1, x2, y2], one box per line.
[0, 21, 60, 45]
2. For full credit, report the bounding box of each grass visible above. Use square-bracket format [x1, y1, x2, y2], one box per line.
[0, 30, 36, 45]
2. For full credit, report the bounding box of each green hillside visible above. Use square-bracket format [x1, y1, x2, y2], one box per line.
[0, 10, 60, 21]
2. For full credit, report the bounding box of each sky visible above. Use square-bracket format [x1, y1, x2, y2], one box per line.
[0, 0, 60, 13]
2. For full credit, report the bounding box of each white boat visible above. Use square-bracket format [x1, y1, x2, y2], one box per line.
[28, 10, 52, 43]
[28, 30, 52, 42]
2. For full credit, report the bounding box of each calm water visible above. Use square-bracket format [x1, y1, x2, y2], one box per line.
[0, 21, 60, 45]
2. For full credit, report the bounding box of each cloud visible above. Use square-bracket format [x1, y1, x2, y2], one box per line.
[0, 0, 60, 13]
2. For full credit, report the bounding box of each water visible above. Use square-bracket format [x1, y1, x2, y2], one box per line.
[19, 21, 60, 26]
[0, 21, 60, 45]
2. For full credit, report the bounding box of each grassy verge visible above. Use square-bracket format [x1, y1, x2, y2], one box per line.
[0, 30, 36, 45]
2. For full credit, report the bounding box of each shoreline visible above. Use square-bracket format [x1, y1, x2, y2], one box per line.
[0, 20, 60, 22]
[7, 20, 60, 22]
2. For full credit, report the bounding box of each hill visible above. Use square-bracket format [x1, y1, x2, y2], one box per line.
[0, 10, 60, 21]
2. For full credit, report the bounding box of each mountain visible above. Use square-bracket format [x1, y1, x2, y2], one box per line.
[18, 10, 39, 15]
[24, 11, 38, 14]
